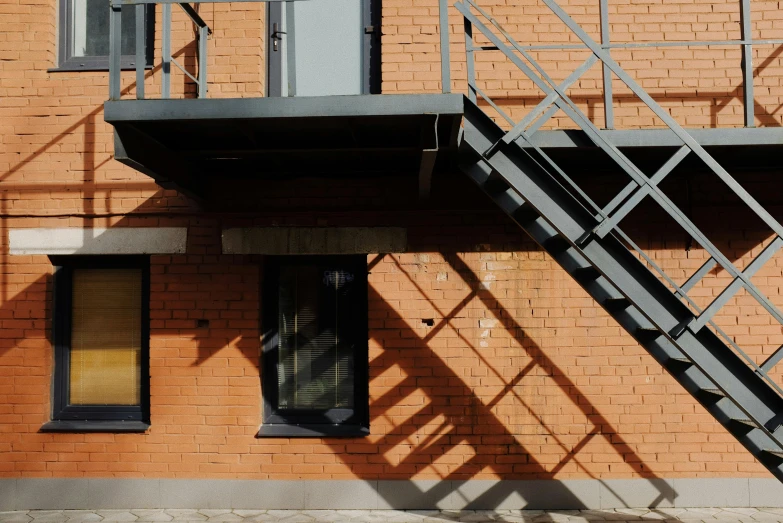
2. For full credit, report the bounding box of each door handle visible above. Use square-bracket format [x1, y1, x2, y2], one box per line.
[271, 22, 286, 52]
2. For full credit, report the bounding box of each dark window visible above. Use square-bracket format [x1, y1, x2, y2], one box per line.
[57, 0, 154, 71]
[260, 256, 369, 437]
[42, 256, 150, 432]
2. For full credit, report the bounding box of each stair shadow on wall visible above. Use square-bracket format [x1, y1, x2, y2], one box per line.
[332, 251, 679, 510]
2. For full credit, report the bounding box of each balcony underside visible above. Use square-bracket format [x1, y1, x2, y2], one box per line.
[105, 94, 465, 201]
[105, 94, 783, 202]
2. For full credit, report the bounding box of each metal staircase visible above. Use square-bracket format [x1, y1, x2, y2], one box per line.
[454, 0, 783, 481]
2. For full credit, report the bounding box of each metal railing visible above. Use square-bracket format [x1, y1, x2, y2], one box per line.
[108, 0, 454, 100]
[460, 0, 783, 129]
[457, 0, 783, 417]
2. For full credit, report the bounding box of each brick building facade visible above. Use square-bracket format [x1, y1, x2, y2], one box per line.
[1, 0, 783, 510]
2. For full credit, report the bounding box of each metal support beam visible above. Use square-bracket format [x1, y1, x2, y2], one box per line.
[690, 237, 783, 333]
[593, 146, 690, 238]
[501, 55, 597, 148]
[599, 0, 613, 129]
[109, 4, 122, 100]
[439, 0, 451, 94]
[680, 258, 718, 295]
[419, 149, 437, 200]
[740, 0, 755, 128]
[135, 4, 145, 100]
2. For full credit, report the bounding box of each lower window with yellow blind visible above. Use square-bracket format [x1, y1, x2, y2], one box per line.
[42, 256, 150, 433]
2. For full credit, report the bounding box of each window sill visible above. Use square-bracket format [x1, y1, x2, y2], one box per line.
[48, 64, 154, 73]
[257, 424, 369, 438]
[40, 420, 150, 433]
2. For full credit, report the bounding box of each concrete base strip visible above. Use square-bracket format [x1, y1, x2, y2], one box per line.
[0, 478, 781, 511]
[8, 228, 188, 255]
[221, 227, 407, 255]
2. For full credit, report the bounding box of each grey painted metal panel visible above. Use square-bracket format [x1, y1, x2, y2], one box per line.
[104, 94, 465, 122]
[290, 0, 362, 96]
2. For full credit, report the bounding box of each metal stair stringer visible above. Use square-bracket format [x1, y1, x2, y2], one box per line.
[457, 96, 783, 481]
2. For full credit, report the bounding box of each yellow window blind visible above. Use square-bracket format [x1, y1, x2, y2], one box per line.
[69, 268, 142, 406]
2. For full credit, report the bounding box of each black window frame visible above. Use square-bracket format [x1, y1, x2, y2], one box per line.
[55, 0, 155, 72]
[41, 256, 151, 433]
[259, 255, 369, 438]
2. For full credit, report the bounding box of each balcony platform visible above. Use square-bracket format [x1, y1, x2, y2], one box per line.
[105, 94, 465, 200]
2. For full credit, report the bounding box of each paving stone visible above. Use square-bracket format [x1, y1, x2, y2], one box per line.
[0, 513, 33, 523]
[128, 511, 172, 523]
[28, 513, 68, 523]
[206, 515, 244, 522]
[198, 511, 233, 518]
[231, 512, 267, 518]
[96, 511, 139, 522]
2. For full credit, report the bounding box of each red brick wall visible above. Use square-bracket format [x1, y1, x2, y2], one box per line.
[0, 0, 782, 482]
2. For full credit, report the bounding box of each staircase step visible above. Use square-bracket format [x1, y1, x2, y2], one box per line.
[573, 266, 601, 282]
[763, 449, 783, 460]
[666, 356, 693, 369]
[700, 388, 726, 398]
[604, 297, 630, 311]
[731, 418, 760, 429]
[543, 235, 571, 255]
[512, 203, 539, 226]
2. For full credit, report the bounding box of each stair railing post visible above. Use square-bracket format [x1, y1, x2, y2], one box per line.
[109, 0, 122, 100]
[463, 13, 476, 102]
[599, 0, 613, 129]
[162, 3, 171, 99]
[198, 24, 208, 98]
[739, 0, 754, 127]
[439, 0, 451, 93]
[135, 4, 145, 100]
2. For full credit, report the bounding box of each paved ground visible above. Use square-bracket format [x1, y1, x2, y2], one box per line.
[2, 509, 783, 522]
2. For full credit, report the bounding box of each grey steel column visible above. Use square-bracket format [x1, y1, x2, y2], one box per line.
[109, 1, 122, 100]
[198, 25, 208, 98]
[740, 0, 754, 127]
[135, 4, 145, 100]
[162, 4, 171, 98]
[439, 0, 451, 93]
[599, 0, 613, 129]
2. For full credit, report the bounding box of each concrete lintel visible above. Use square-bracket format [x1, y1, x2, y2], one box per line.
[222, 227, 407, 255]
[8, 228, 188, 255]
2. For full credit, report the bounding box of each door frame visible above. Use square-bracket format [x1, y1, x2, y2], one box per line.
[266, 0, 380, 96]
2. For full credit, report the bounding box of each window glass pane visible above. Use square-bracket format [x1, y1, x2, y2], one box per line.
[70, 0, 137, 58]
[69, 268, 142, 406]
[278, 264, 355, 410]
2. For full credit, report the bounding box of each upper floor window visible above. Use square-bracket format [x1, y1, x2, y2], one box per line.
[58, 0, 154, 71]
